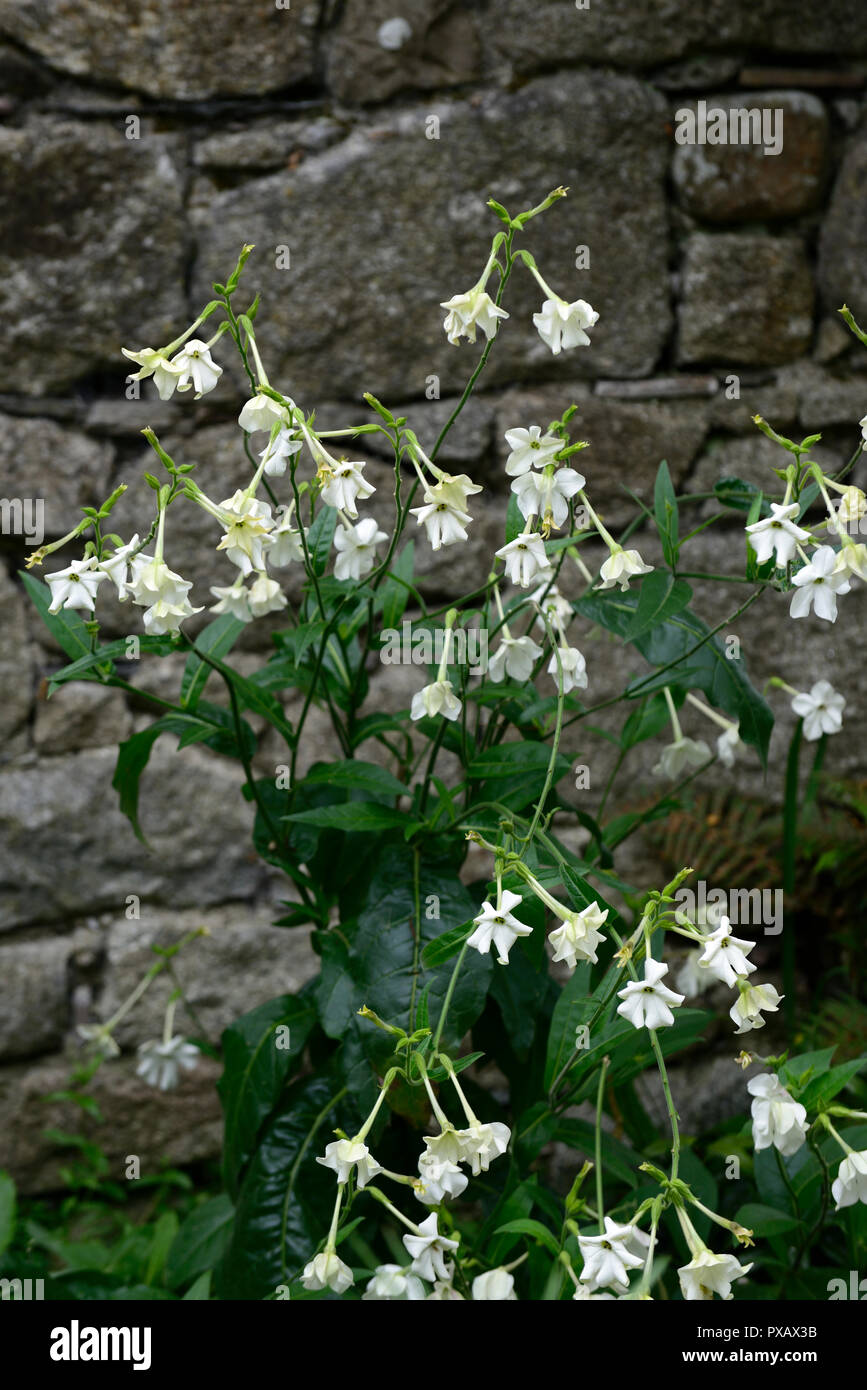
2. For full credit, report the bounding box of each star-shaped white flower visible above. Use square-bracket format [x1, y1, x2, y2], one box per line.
[454, 1121, 511, 1176]
[548, 901, 608, 969]
[410, 678, 462, 722]
[301, 1250, 354, 1294]
[697, 917, 756, 988]
[578, 1218, 648, 1293]
[121, 346, 184, 400]
[790, 679, 846, 741]
[533, 297, 598, 355]
[652, 736, 712, 780]
[716, 722, 743, 768]
[511, 466, 584, 530]
[248, 572, 287, 618]
[495, 532, 550, 588]
[238, 394, 291, 434]
[333, 517, 388, 580]
[170, 339, 222, 398]
[441, 288, 508, 345]
[46, 558, 106, 614]
[319, 459, 375, 518]
[135, 1036, 200, 1092]
[472, 1269, 517, 1300]
[416, 1152, 468, 1206]
[259, 427, 303, 476]
[789, 545, 850, 622]
[210, 577, 253, 622]
[316, 1138, 382, 1188]
[617, 958, 685, 1030]
[268, 504, 305, 568]
[503, 425, 563, 476]
[547, 645, 587, 693]
[403, 1214, 460, 1282]
[747, 1073, 808, 1157]
[215, 490, 275, 576]
[678, 1249, 752, 1301]
[467, 891, 533, 965]
[98, 536, 141, 600]
[362, 1264, 425, 1301]
[487, 634, 544, 683]
[831, 1150, 867, 1210]
[730, 981, 782, 1034]
[596, 546, 653, 591]
[410, 490, 473, 551]
[746, 502, 811, 567]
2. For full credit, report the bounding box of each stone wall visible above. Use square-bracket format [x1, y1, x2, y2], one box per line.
[1, 0, 865, 1190]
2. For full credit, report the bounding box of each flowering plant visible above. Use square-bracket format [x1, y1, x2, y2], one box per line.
[23, 189, 867, 1301]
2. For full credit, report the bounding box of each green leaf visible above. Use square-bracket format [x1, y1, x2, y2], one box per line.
[307, 507, 337, 577]
[182, 1270, 213, 1300]
[797, 1059, 865, 1111]
[20, 572, 96, 662]
[218, 994, 316, 1197]
[619, 694, 670, 749]
[544, 962, 593, 1091]
[468, 741, 571, 810]
[578, 588, 773, 766]
[0, 1171, 16, 1258]
[284, 802, 407, 832]
[420, 920, 473, 970]
[624, 572, 692, 641]
[714, 476, 765, 513]
[555, 1118, 638, 1188]
[300, 760, 406, 801]
[47, 635, 178, 693]
[111, 723, 170, 843]
[216, 1073, 345, 1299]
[180, 614, 247, 709]
[653, 459, 679, 565]
[380, 540, 415, 630]
[505, 494, 524, 543]
[166, 1196, 235, 1290]
[778, 1047, 836, 1094]
[493, 1218, 560, 1257]
[734, 1202, 802, 1237]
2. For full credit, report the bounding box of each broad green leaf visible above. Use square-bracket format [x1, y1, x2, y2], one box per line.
[734, 1203, 802, 1237]
[619, 693, 670, 749]
[555, 1118, 638, 1188]
[144, 1211, 178, 1286]
[47, 634, 178, 692]
[797, 1059, 865, 1111]
[182, 1271, 213, 1300]
[180, 613, 246, 709]
[714, 476, 765, 513]
[624, 572, 692, 641]
[300, 760, 406, 801]
[544, 962, 593, 1091]
[284, 802, 407, 832]
[653, 459, 679, 565]
[166, 1195, 235, 1289]
[20, 572, 97, 662]
[111, 722, 170, 843]
[778, 1047, 836, 1095]
[218, 994, 316, 1196]
[307, 506, 337, 577]
[420, 920, 473, 970]
[493, 1218, 560, 1257]
[380, 540, 415, 630]
[505, 494, 523, 543]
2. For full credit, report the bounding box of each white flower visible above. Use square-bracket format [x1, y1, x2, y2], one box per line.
[142, 593, 202, 635]
[716, 722, 743, 768]
[578, 1218, 647, 1293]
[416, 1152, 468, 1205]
[472, 1269, 517, 1300]
[210, 577, 253, 622]
[697, 917, 756, 988]
[511, 466, 584, 529]
[422, 1126, 467, 1168]
[861, 414, 867, 448]
[831, 1150, 867, 1210]
[402, 1214, 459, 1282]
[530, 582, 573, 631]
[426, 1280, 465, 1300]
[678, 1249, 752, 1301]
[126, 555, 202, 633]
[746, 502, 811, 567]
[533, 297, 598, 355]
[411, 490, 473, 551]
[496, 532, 550, 588]
[548, 901, 608, 970]
[333, 517, 388, 580]
[617, 958, 685, 1031]
[316, 1138, 382, 1189]
[747, 1073, 808, 1156]
[319, 459, 375, 518]
[301, 1250, 354, 1294]
[135, 1036, 200, 1091]
[260, 427, 302, 476]
[98, 536, 140, 599]
[77, 1024, 120, 1059]
[455, 1120, 511, 1176]
[487, 634, 544, 683]
[547, 645, 587, 693]
[216, 490, 275, 576]
[46, 558, 106, 614]
[121, 347, 183, 400]
[441, 288, 508, 345]
[268, 505, 305, 568]
[790, 679, 846, 741]
[572, 1284, 615, 1301]
[834, 542, 867, 585]
[830, 485, 867, 532]
[504, 425, 563, 477]
[410, 678, 462, 723]
[652, 736, 712, 780]
[362, 1264, 425, 1301]
[790, 545, 850, 622]
[238, 395, 291, 434]
[730, 982, 782, 1035]
[676, 949, 714, 998]
[170, 339, 222, 398]
[596, 546, 653, 591]
[248, 572, 287, 618]
[467, 891, 533, 965]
